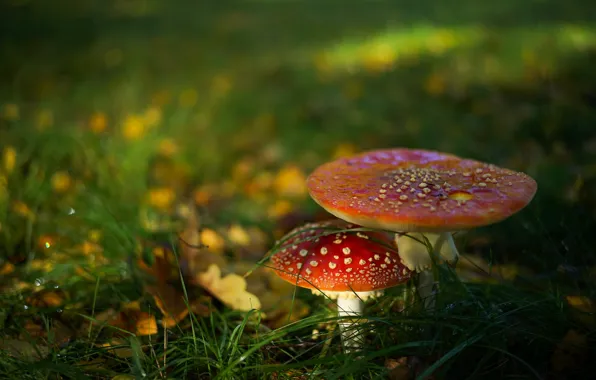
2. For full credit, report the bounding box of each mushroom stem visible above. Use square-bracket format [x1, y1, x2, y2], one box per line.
[395, 231, 460, 311]
[336, 296, 364, 352]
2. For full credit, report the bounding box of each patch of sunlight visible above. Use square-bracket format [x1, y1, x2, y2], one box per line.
[312, 25, 487, 75]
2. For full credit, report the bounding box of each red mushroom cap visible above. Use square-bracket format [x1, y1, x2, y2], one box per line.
[269, 219, 412, 293]
[307, 148, 537, 232]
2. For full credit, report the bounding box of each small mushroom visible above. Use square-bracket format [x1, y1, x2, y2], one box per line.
[269, 219, 412, 351]
[307, 148, 537, 310]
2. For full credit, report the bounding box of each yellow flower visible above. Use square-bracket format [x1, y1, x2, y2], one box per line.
[2, 146, 16, 174]
[51, 171, 72, 193]
[146, 187, 176, 210]
[122, 114, 146, 140]
[2, 103, 19, 121]
[89, 112, 108, 134]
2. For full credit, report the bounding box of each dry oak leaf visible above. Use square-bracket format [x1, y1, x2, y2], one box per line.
[197, 264, 261, 311]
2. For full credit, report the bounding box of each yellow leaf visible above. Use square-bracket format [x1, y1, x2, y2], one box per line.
[267, 199, 293, 219]
[197, 264, 261, 311]
[200, 228, 225, 253]
[89, 112, 108, 134]
[145, 187, 176, 210]
[88, 229, 102, 243]
[29, 259, 53, 272]
[273, 165, 307, 198]
[193, 186, 213, 205]
[0, 262, 15, 275]
[227, 224, 251, 247]
[122, 114, 146, 140]
[2, 103, 19, 121]
[112, 375, 136, 380]
[566, 295, 596, 328]
[99, 340, 134, 358]
[135, 312, 158, 336]
[51, 171, 72, 193]
[3, 146, 16, 174]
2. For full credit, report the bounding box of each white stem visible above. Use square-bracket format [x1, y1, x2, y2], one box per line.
[395, 231, 460, 312]
[337, 296, 364, 352]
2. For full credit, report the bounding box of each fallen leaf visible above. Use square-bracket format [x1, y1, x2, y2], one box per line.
[122, 114, 146, 140]
[0, 262, 15, 275]
[197, 264, 261, 311]
[146, 283, 192, 328]
[385, 357, 411, 380]
[50, 171, 72, 193]
[145, 187, 176, 211]
[566, 295, 596, 328]
[273, 165, 307, 198]
[135, 312, 158, 336]
[178, 205, 227, 276]
[27, 290, 65, 308]
[99, 339, 134, 358]
[200, 228, 225, 253]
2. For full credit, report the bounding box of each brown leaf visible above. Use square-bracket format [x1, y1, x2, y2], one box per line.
[134, 311, 158, 336]
[178, 203, 227, 278]
[566, 295, 596, 328]
[385, 357, 411, 380]
[146, 283, 191, 328]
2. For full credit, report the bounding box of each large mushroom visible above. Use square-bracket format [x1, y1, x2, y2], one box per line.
[307, 148, 537, 310]
[269, 219, 412, 351]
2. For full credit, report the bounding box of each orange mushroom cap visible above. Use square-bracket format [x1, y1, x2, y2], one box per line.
[269, 219, 412, 293]
[307, 148, 537, 233]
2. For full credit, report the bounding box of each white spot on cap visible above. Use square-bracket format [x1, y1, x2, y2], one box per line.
[329, 262, 337, 269]
[310, 260, 318, 267]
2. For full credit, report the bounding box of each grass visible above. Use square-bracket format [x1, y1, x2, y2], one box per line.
[1, 0, 596, 379]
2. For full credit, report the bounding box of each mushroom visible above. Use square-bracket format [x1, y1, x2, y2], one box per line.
[306, 148, 537, 310]
[269, 219, 412, 351]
